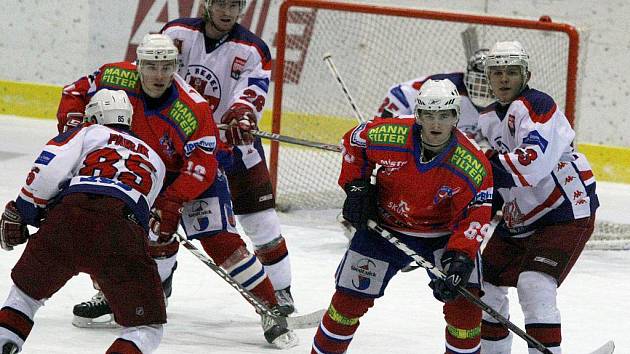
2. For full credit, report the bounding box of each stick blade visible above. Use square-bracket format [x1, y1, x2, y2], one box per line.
[285, 308, 325, 330]
[587, 340, 615, 354]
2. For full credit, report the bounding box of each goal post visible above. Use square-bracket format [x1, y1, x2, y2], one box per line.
[271, 0, 581, 211]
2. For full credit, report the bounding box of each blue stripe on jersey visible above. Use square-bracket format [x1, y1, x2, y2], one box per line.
[248, 77, 269, 92]
[231, 24, 272, 62]
[390, 85, 410, 109]
[519, 88, 556, 116]
[162, 17, 204, 33]
[428, 72, 467, 95]
[15, 197, 45, 227]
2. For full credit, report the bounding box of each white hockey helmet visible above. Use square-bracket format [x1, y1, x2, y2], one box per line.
[136, 33, 178, 63]
[464, 48, 494, 107]
[205, 0, 247, 14]
[84, 89, 133, 127]
[415, 79, 461, 119]
[484, 41, 530, 88]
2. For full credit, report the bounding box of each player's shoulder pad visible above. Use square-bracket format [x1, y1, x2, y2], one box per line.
[161, 17, 204, 33]
[364, 117, 415, 147]
[48, 122, 94, 147]
[515, 87, 557, 124]
[169, 77, 208, 138]
[229, 24, 272, 62]
[446, 130, 491, 188]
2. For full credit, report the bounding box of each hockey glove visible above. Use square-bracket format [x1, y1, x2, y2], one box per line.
[1, 201, 29, 251]
[221, 104, 258, 146]
[149, 195, 183, 243]
[342, 179, 377, 231]
[62, 112, 85, 133]
[429, 250, 474, 302]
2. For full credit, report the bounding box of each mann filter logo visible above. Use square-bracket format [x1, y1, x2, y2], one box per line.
[168, 100, 198, 137]
[100, 67, 139, 90]
[450, 146, 486, 187]
[367, 124, 410, 146]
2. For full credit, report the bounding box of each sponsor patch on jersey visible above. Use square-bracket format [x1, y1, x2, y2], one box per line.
[522, 130, 548, 153]
[34, 151, 56, 165]
[449, 145, 487, 187]
[168, 99, 199, 137]
[231, 56, 247, 80]
[367, 124, 410, 146]
[470, 187, 493, 206]
[100, 67, 140, 90]
[337, 250, 388, 295]
[184, 136, 217, 156]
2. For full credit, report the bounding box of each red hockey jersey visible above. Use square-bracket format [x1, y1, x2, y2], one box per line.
[340, 117, 494, 260]
[57, 61, 220, 203]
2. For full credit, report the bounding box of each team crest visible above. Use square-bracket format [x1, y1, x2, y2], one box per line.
[231, 56, 247, 80]
[159, 133, 176, 158]
[434, 185, 461, 205]
[184, 65, 221, 111]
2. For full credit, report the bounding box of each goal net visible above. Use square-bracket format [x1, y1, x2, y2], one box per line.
[270, 0, 627, 249]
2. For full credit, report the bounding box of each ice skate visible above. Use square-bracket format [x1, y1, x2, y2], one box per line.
[274, 286, 295, 316]
[72, 290, 118, 328]
[1, 342, 18, 354]
[261, 305, 299, 349]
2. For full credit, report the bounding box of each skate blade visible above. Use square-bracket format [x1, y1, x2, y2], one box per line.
[72, 314, 119, 329]
[271, 330, 299, 349]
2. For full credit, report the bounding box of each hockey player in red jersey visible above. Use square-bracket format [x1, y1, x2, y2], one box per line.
[311, 79, 493, 354]
[0, 90, 167, 354]
[57, 34, 296, 348]
[161, 0, 296, 316]
[477, 41, 599, 354]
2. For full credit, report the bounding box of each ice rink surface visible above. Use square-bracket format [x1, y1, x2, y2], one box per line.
[0, 115, 628, 353]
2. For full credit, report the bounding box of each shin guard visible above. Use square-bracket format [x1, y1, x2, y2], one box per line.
[200, 232, 276, 306]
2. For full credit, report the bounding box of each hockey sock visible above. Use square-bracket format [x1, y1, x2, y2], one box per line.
[106, 338, 142, 354]
[254, 235, 291, 290]
[200, 232, 276, 306]
[518, 271, 561, 354]
[481, 282, 512, 353]
[443, 288, 482, 354]
[0, 285, 43, 352]
[311, 291, 374, 354]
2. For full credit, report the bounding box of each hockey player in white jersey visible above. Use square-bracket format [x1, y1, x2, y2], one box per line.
[477, 41, 599, 354]
[0, 90, 167, 354]
[161, 0, 295, 315]
[377, 48, 493, 140]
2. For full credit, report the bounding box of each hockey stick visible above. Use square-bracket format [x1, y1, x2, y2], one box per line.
[217, 124, 341, 153]
[322, 53, 366, 123]
[175, 232, 325, 330]
[365, 220, 554, 354]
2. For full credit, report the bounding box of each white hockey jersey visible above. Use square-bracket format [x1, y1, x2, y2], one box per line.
[15, 123, 165, 229]
[376, 72, 482, 139]
[161, 19, 271, 124]
[478, 87, 598, 235]
[161, 18, 272, 171]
